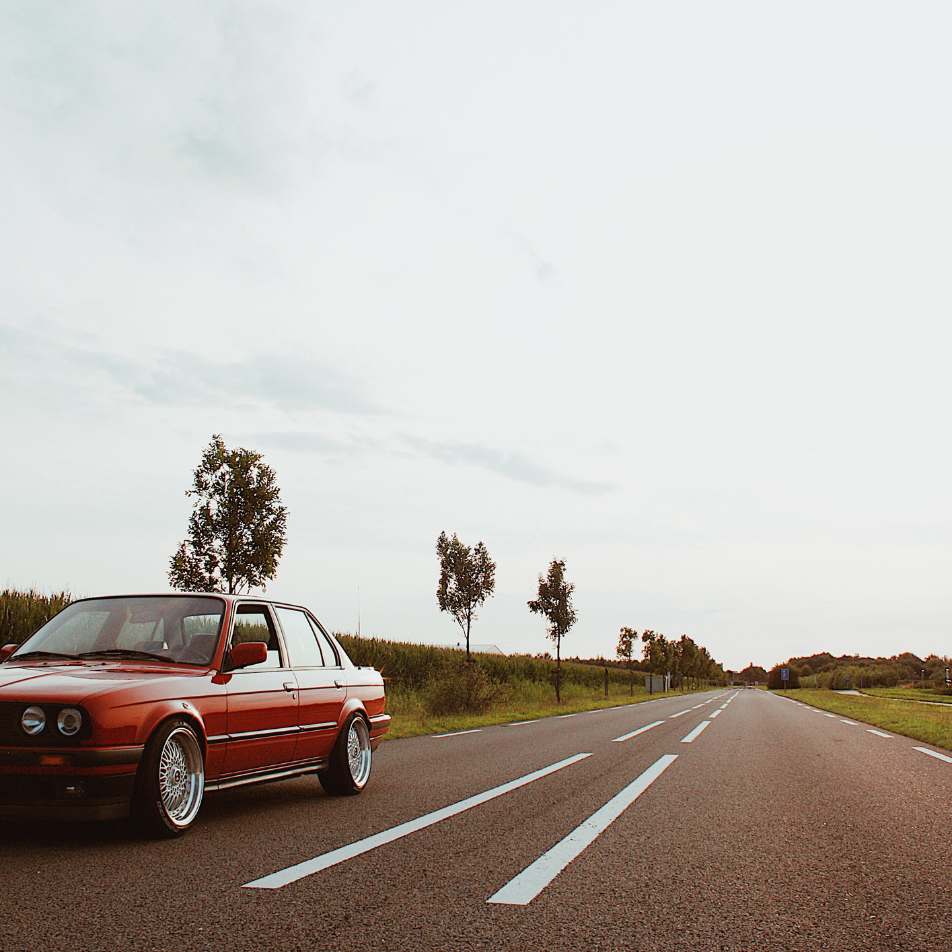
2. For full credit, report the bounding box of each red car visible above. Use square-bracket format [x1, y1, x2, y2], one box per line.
[0, 594, 390, 836]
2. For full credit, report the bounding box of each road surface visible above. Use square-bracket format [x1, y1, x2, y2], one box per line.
[2, 689, 950, 951]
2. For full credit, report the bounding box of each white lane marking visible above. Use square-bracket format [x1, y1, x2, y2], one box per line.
[557, 713, 580, 719]
[914, 747, 952, 764]
[680, 721, 712, 743]
[668, 710, 691, 719]
[867, 729, 892, 738]
[718, 704, 729, 710]
[612, 720, 665, 743]
[487, 754, 678, 906]
[691, 704, 706, 710]
[431, 729, 482, 738]
[840, 720, 858, 725]
[821, 713, 837, 718]
[243, 753, 593, 889]
[505, 720, 539, 727]
[708, 709, 722, 719]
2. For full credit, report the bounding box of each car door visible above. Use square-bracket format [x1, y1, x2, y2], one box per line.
[274, 606, 346, 762]
[221, 602, 299, 777]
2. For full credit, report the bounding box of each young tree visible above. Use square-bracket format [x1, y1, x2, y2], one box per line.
[169, 435, 288, 595]
[527, 559, 577, 703]
[436, 531, 496, 661]
[616, 626, 639, 695]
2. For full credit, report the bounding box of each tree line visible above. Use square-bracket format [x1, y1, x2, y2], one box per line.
[766, 650, 952, 691]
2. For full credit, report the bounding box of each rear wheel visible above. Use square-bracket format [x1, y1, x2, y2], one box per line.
[318, 713, 372, 796]
[132, 718, 205, 837]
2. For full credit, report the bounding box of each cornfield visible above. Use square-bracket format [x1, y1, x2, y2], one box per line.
[0, 589, 73, 646]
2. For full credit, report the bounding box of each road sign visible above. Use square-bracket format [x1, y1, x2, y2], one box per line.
[781, 668, 789, 681]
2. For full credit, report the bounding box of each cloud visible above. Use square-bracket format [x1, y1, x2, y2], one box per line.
[0, 326, 380, 416]
[400, 435, 613, 495]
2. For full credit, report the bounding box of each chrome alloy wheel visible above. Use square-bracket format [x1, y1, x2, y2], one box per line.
[158, 726, 204, 827]
[346, 717, 372, 787]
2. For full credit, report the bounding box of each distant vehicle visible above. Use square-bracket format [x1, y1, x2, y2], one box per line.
[0, 594, 390, 836]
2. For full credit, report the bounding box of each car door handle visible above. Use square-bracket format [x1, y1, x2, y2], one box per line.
[283, 682, 296, 693]
[334, 680, 344, 689]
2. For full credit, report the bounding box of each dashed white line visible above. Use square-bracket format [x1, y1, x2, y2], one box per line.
[612, 720, 665, 743]
[487, 754, 678, 906]
[680, 721, 711, 743]
[557, 713, 580, 719]
[867, 729, 892, 738]
[431, 729, 482, 738]
[668, 710, 691, 719]
[840, 719, 858, 725]
[505, 720, 539, 727]
[708, 709, 722, 719]
[243, 753, 593, 889]
[914, 747, 952, 764]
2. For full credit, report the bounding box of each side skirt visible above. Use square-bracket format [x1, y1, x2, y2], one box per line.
[206, 759, 329, 792]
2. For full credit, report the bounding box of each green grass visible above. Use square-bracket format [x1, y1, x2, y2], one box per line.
[775, 688, 952, 751]
[860, 687, 952, 705]
[384, 681, 711, 739]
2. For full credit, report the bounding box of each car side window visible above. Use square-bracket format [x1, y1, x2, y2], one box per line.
[231, 604, 283, 669]
[275, 607, 326, 667]
[308, 616, 341, 667]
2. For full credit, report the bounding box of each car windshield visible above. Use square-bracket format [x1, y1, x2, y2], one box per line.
[11, 596, 226, 666]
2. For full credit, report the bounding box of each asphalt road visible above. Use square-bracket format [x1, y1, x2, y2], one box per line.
[3, 689, 952, 952]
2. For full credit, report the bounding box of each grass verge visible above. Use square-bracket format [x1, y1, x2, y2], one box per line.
[774, 688, 952, 751]
[384, 683, 712, 739]
[861, 687, 952, 705]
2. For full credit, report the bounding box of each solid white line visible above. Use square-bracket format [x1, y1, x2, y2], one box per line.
[243, 753, 592, 889]
[505, 720, 539, 727]
[487, 754, 678, 906]
[680, 721, 711, 743]
[867, 729, 892, 738]
[612, 720, 664, 743]
[668, 710, 690, 719]
[431, 729, 482, 738]
[708, 709, 722, 719]
[913, 747, 952, 764]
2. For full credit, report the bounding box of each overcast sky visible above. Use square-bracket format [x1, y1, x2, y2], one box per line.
[3, 2, 950, 672]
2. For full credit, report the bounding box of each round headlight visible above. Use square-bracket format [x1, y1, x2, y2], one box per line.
[21, 705, 46, 735]
[57, 708, 82, 736]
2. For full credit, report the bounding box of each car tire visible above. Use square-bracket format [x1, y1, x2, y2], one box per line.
[132, 718, 205, 837]
[318, 713, 372, 796]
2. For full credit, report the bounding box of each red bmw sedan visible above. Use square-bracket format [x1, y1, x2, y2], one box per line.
[0, 594, 390, 836]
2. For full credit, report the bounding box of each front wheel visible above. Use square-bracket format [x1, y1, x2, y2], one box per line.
[132, 718, 205, 837]
[318, 713, 372, 796]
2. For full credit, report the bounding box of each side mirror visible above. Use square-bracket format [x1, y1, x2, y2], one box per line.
[0, 644, 18, 662]
[229, 641, 268, 669]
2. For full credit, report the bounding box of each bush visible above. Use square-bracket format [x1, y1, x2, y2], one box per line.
[423, 660, 507, 715]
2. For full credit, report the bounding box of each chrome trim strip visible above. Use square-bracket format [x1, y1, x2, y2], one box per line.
[298, 722, 338, 733]
[226, 725, 299, 741]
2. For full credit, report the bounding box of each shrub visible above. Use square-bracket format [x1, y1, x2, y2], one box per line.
[423, 660, 507, 715]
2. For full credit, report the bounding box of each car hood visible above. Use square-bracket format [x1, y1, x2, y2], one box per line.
[0, 662, 211, 704]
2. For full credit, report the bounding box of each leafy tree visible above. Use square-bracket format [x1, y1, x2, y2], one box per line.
[436, 531, 496, 661]
[527, 559, 577, 703]
[616, 626, 639, 694]
[169, 435, 288, 595]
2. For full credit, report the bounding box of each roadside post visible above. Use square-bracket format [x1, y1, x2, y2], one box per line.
[845, 674, 851, 689]
[781, 667, 789, 692]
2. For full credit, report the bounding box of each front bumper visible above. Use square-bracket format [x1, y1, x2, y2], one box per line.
[0, 745, 144, 821]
